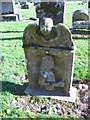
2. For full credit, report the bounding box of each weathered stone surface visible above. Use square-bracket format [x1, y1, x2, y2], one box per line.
[38, 55, 65, 90]
[1, 14, 19, 21]
[34, 1, 65, 25]
[1, 0, 15, 14]
[21, 3, 29, 9]
[23, 19, 74, 49]
[72, 10, 89, 22]
[72, 10, 90, 30]
[19, 0, 27, 5]
[82, 0, 87, 3]
[73, 21, 90, 30]
[23, 18, 75, 96]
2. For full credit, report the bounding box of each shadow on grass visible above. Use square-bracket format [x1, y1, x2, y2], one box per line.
[0, 31, 23, 33]
[73, 37, 89, 40]
[1, 81, 28, 95]
[0, 37, 22, 40]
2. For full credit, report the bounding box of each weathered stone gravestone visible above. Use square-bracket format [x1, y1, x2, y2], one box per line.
[19, 0, 27, 5]
[1, 0, 15, 14]
[1, 0, 22, 21]
[18, 0, 29, 9]
[21, 2, 29, 9]
[72, 10, 90, 29]
[23, 17, 77, 102]
[34, 0, 65, 25]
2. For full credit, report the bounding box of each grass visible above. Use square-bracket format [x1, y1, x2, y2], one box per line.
[0, 1, 89, 119]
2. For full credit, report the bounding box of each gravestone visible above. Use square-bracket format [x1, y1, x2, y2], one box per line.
[21, 2, 29, 9]
[34, 0, 65, 25]
[1, 0, 22, 21]
[23, 18, 77, 102]
[72, 10, 90, 29]
[1, 0, 15, 14]
[19, 0, 27, 5]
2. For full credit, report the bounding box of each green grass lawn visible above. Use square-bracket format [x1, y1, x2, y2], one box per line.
[0, 1, 89, 118]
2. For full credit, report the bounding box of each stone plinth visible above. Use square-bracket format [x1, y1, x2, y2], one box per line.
[73, 21, 90, 30]
[25, 85, 77, 102]
[1, 14, 22, 21]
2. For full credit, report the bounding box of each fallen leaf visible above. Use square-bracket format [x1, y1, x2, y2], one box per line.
[2, 71, 4, 75]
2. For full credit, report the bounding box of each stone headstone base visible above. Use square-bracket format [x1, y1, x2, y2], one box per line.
[24, 84, 77, 103]
[1, 14, 22, 21]
[73, 21, 90, 30]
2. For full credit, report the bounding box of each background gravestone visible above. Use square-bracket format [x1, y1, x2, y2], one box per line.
[1, 0, 15, 14]
[18, 0, 27, 5]
[1, 0, 22, 21]
[34, 0, 65, 25]
[72, 10, 89, 22]
[72, 10, 90, 29]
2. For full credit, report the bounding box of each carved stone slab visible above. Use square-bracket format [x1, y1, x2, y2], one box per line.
[23, 21, 75, 97]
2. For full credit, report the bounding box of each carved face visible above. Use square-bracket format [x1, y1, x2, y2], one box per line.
[40, 18, 53, 36]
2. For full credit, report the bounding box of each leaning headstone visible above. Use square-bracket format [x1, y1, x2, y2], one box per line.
[23, 18, 77, 102]
[34, 0, 65, 25]
[72, 10, 89, 29]
[1, 0, 22, 21]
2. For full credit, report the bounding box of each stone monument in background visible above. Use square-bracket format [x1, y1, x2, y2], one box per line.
[72, 10, 90, 30]
[23, 0, 77, 102]
[34, 0, 65, 25]
[0, 0, 22, 21]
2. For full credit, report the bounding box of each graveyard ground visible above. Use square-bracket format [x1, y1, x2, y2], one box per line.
[0, 1, 90, 119]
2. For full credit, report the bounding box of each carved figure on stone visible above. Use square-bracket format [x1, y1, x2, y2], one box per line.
[38, 55, 64, 90]
[23, 18, 74, 50]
